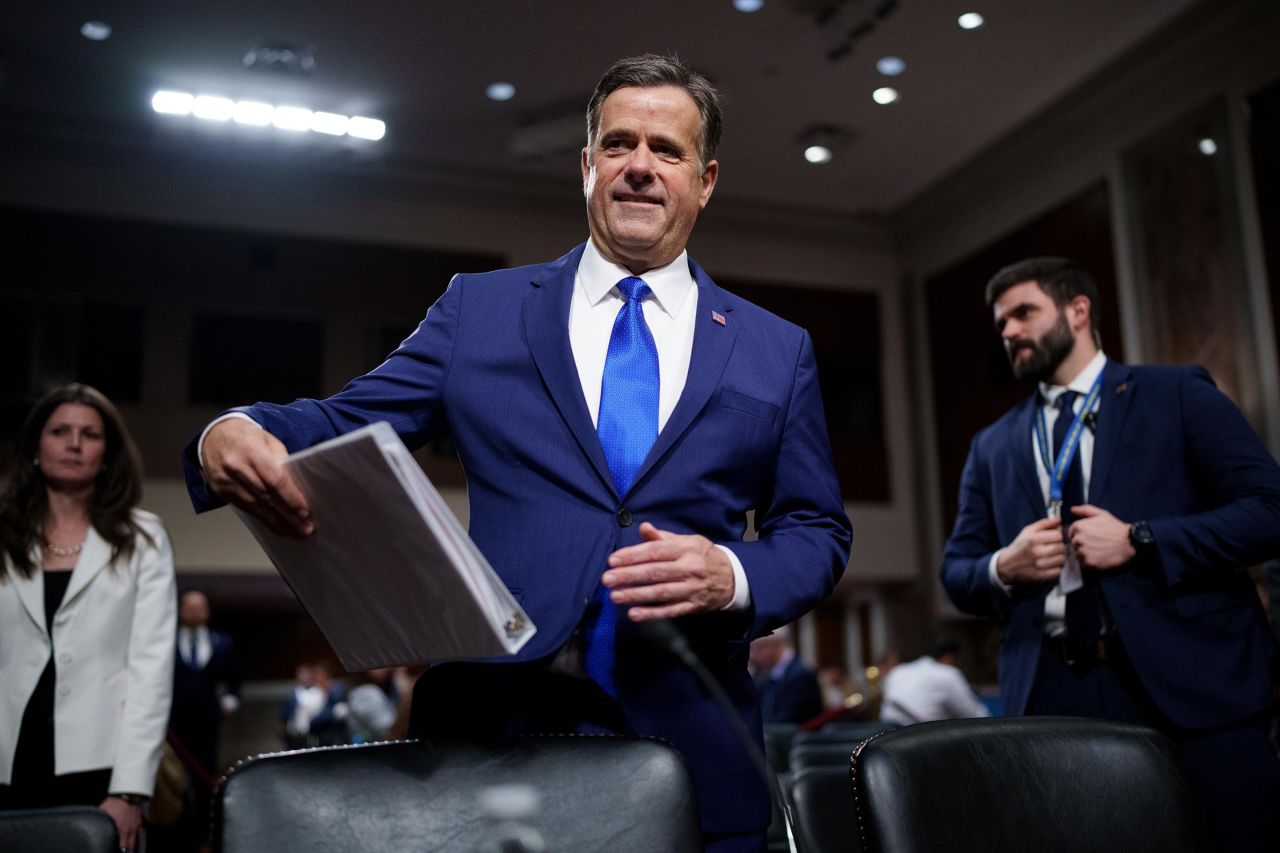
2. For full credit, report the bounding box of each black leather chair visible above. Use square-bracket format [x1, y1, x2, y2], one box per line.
[0, 806, 118, 853]
[787, 766, 862, 853]
[850, 717, 1210, 853]
[214, 735, 702, 853]
[793, 722, 898, 747]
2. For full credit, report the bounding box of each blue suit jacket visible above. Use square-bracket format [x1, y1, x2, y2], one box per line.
[941, 360, 1280, 728]
[183, 243, 852, 832]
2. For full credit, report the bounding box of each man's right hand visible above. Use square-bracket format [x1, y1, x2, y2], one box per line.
[201, 419, 314, 537]
[995, 517, 1065, 585]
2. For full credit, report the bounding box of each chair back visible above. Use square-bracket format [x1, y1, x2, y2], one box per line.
[850, 717, 1210, 853]
[215, 735, 702, 853]
[793, 722, 897, 747]
[788, 766, 862, 853]
[0, 806, 118, 853]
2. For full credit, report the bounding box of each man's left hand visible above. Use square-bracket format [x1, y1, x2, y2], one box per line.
[603, 522, 735, 620]
[1068, 504, 1136, 570]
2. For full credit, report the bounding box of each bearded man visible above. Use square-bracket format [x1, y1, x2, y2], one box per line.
[940, 256, 1280, 852]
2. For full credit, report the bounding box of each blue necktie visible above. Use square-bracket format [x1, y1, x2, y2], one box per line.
[583, 276, 659, 698]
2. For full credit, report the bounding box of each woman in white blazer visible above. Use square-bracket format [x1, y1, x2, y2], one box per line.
[0, 384, 176, 851]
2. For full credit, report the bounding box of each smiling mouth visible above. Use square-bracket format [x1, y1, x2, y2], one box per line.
[614, 193, 662, 205]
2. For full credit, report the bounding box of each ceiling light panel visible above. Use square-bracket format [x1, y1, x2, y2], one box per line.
[150, 90, 386, 142]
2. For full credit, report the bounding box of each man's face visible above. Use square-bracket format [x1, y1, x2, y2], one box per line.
[582, 85, 718, 274]
[179, 591, 211, 627]
[993, 280, 1076, 382]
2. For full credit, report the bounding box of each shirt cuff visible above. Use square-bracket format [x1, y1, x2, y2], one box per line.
[988, 550, 1012, 595]
[716, 545, 752, 611]
[197, 412, 260, 469]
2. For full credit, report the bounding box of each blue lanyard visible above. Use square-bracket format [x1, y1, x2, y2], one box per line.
[1034, 372, 1103, 513]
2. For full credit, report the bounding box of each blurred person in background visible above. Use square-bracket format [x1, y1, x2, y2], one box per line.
[170, 589, 241, 848]
[880, 639, 991, 725]
[0, 384, 176, 852]
[345, 668, 398, 744]
[749, 627, 823, 725]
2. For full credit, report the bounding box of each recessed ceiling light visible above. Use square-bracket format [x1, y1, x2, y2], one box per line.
[349, 117, 387, 141]
[804, 145, 832, 164]
[486, 82, 516, 102]
[192, 95, 235, 121]
[233, 101, 274, 126]
[1198, 138, 1218, 156]
[80, 21, 112, 41]
[876, 56, 906, 76]
[152, 91, 194, 115]
[958, 12, 985, 30]
[734, 0, 765, 12]
[872, 87, 900, 105]
[273, 106, 314, 132]
[312, 112, 350, 136]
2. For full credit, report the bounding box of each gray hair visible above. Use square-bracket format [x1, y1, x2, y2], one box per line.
[585, 53, 723, 171]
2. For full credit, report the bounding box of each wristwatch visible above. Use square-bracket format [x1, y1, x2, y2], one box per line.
[1128, 520, 1156, 556]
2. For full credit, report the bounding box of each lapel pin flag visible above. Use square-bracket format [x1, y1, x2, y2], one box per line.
[1115, 383, 1127, 395]
[712, 311, 726, 326]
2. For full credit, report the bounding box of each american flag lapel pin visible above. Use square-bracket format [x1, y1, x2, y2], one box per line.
[712, 310, 726, 326]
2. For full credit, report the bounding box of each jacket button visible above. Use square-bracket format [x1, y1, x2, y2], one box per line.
[616, 508, 633, 527]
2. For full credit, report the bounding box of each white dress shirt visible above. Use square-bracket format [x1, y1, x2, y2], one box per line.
[880, 655, 992, 725]
[989, 351, 1107, 633]
[572, 239, 750, 611]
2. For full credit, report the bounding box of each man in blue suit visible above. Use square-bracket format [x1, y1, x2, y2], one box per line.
[941, 257, 1280, 851]
[184, 54, 851, 852]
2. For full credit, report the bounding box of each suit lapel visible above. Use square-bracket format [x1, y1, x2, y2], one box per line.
[524, 244, 617, 496]
[629, 259, 739, 493]
[1086, 360, 1134, 505]
[62, 525, 112, 608]
[12, 563, 46, 634]
[1012, 396, 1045, 517]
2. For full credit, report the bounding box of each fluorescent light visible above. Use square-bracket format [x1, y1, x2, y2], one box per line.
[311, 111, 350, 136]
[193, 95, 235, 121]
[151, 90, 194, 115]
[872, 87, 900, 105]
[151, 90, 385, 142]
[273, 106, 314, 132]
[233, 101, 274, 126]
[958, 12, 985, 30]
[734, 0, 765, 12]
[81, 21, 112, 41]
[486, 82, 516, 102]
[804, 145, 832, 164]
[349, 116, 386, 141]
[876, 56, 905, 76]
[1198, 138, 1218, 156]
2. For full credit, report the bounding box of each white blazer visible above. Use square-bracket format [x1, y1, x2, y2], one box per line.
[0, 509, 176, 795]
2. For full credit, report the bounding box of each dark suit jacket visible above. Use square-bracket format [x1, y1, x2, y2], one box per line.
[941, 361, 1280, 728]
[758, 655, 824, 725]
[183, 244, 852, 832]
[170, 630, 240, 772]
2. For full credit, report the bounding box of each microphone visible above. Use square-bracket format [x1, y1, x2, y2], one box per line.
[636, 620, 796, 847]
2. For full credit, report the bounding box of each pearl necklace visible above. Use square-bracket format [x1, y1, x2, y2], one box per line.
[46, 541, 84, 558]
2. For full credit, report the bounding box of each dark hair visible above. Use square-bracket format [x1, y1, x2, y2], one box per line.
[929, 639, 961, 660]
[0, 383, 149, 579]
[586, 53, 722, 171]
[985, 257, 1102, 347]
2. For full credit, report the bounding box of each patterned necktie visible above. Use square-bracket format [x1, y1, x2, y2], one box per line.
[1056, 391, 1103, 659]
[583, 276, 659, 698]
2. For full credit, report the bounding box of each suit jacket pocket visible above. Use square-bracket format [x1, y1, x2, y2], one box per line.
[718, 389, 781, 423]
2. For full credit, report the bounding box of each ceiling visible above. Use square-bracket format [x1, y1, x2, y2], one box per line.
[0, 0, 1201, 218]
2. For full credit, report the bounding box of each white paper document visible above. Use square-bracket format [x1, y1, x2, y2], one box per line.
[236, 422, 535, 671]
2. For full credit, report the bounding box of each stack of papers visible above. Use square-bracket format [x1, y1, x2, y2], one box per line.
[236, 421, 535, 670]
